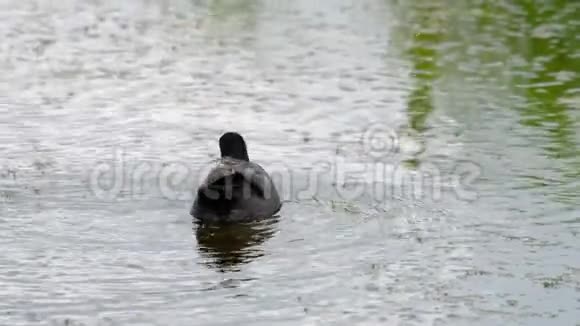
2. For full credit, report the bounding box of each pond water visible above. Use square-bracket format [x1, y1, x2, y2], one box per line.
[1, 0, 579, 325]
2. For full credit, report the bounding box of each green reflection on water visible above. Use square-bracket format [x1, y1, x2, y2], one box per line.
[478, 0, 580, 201]
[507, 1, 579, 160]
[390, 2, 448, 168]
[204, 0, 260, 38]
[391, 0, 579, 202]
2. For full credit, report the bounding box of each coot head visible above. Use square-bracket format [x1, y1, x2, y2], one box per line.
[219, 132, 249, 161]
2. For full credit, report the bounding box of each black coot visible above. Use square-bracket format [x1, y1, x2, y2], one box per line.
[191, 132, 282, 223]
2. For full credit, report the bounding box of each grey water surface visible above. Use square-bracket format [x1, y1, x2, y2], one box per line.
[1, 0, 579, 325]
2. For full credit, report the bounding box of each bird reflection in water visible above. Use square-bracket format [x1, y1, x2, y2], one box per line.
[194, 217, 279, 272]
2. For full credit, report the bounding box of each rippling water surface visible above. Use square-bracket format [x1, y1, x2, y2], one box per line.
[1, 0, 579, 325]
